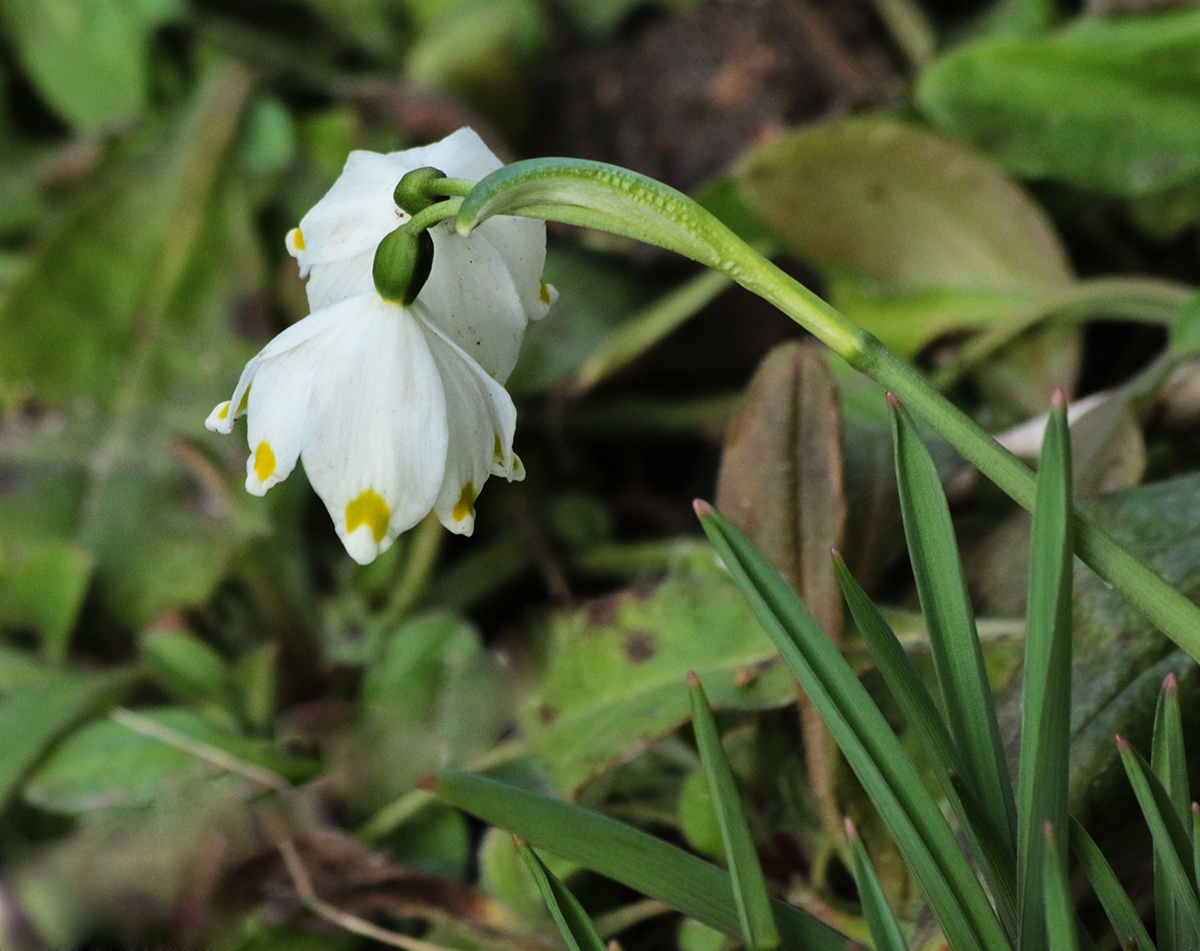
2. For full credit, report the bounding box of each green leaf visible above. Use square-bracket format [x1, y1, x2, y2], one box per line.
[141, 627, 235, 708]
[434, 772, 853, 951]
[24, 707, 316, 814]
[696, 503, 1008, 951]
[1069, 819, 1157, 951]
[688, 673, 780, 951]
[1153, 673, 1195, 951]
[735, 117, 1071, 291]
[844, 819, 907, 951]
[0, 0, 180, 130]
[834, 556, 1018, 921]
[0, 540, 92, 661]
[1042, 824, 1078, 951]
[1016, 395, 1073, 951]
[1117, 737, 1200, 935]
[521, 551, 798, 796]
[1169, 293, 1200, 358]
[0, 670, 135, 811]
[917, 10, 1200, 196]
[516, 841, 607, 951]
[891, 400, 1017, 856]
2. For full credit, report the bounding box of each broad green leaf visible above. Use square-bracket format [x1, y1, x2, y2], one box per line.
[736, 117, 1071, 295]
[1069, 819, 1157, 951]
[0, 0, 180, 130]
[1016, 396, 1073, 951]
[845, 819, 907, 951]
[0, 670, 135, 810]
[697, 504, 1009, 951]
[1042, 825, 1078, 951]
[917, 10, 1200, 196]
[435, 772, 852, 951]
[1153, 674, 1195, 951]
[0, 540, 92, 661]
[891, 401, 1017, 857]
[1117, 738, 1200, 935]
[516, 842, 607, 951]
[521, 550, 798, 796]
[24, 707, 316, 814]
[688, 674, 779, 950]
[141, 627, 235, 708]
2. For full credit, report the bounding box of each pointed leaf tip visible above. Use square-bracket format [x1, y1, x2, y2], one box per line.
[830, 546, 842, 560]
[687, 670, 701, 688]
[417, 774, 438, 792]
[1164, 672, 1177, 693]
[885, 392, 900, 410]
[844, 817, 857, 838]
[693, 499, 714, 518]
[1044, 821, 1056, 841]
[1051, 388, 1066, 411]
[1115, 734, 1131, 752]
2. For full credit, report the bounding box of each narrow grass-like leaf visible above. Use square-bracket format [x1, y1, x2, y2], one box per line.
[845, 819, 907, 951]
[697, 503, 1008, 951]
[1153, 674, 1193, 951]
[1193, 803, 1199, 891]
[890, 399, 1017, 856]
[835, 555, 1016, 926]
[1042, 824, 1078, 951]
[1118, 737, 1200, 935]
[516, 839, 607, 951]
[1069, 819, 1157, 951]
[1017, 393, 1073, 951]
[688, 672, 780, 950]
[434, 773, 857, 951]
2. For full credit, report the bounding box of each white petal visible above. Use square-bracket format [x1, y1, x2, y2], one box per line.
[301, 296, 449, 564]
[291, 129, 509, 313]
[419, 219, 534, 384]
[419, 314, 519, 536]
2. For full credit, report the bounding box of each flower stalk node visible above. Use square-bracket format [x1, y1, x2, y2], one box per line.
[372, 226, 434, 305]
[393, 166, 448, 216]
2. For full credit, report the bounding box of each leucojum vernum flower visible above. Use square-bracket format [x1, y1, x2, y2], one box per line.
[206, 128, 556, 564]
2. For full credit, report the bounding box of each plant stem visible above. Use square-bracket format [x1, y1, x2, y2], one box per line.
[722, 239, 1200, 664]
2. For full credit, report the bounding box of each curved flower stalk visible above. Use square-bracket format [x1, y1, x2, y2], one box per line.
[207, 129, 556, 564]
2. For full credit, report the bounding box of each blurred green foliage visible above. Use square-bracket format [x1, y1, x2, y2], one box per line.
[0, 0, 1198, 948]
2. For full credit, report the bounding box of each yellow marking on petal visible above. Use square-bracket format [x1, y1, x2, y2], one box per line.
[253, 441, 276, 483]
[345, 489, 390, 543]
[236, 384, 251, 416]
[493, 433, 503, 463]
[453, 482, 477, 522]
[216, 401, 230, 420]
[539, 282, 551, 305]
[291, 227, 305, 251]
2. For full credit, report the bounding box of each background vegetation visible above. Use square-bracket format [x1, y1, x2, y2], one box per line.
[0, 0, 1198, 948]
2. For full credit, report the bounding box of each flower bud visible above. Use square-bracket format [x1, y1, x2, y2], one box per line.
[373, 226, 434, 305]
[393, 166, 447, 216]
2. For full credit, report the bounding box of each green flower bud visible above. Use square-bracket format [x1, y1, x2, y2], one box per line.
[373, 226, 434, 305]
[393, 166, 447, 216]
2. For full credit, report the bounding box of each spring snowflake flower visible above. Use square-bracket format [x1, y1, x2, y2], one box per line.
[206, 129, 556, 564]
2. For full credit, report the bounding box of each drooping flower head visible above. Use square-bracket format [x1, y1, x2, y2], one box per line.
[206, 128, 556, 564]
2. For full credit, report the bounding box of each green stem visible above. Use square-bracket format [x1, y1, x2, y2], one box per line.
[431, 177, 476, 198]
[404, 197, 464, 234]
[720, 239, 1200, 664]
[455, 157, 1200, 663]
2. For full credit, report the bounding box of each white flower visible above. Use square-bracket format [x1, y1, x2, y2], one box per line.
[206, 128, 556, 564]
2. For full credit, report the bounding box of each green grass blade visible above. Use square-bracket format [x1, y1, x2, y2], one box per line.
[1017, 393, 1073, 951]
[688, 672, 780, 950]
[434, 772, 858, 951]
[697, 502, 1008, 951]
[890, 399, 1017, 854]
[1043, 824, 1079, 951]
[835, 555, 1016, 928]
[1153, 673, 1193, 951]
[516, 839, 607, 951]
[1118, 737, 1200, 935]
[845, 818, 908, 951]
[1069, 818, 1157, 951]
[1193, 803, 1200, 892]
